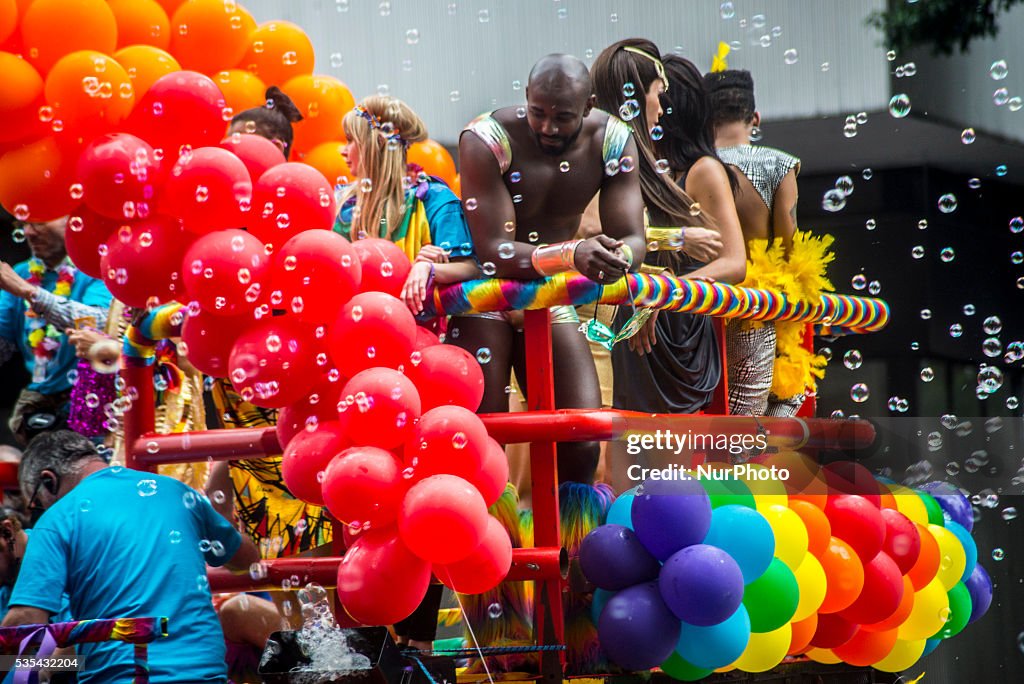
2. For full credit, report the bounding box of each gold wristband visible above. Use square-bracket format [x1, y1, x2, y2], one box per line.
[619, 243, 634, 268]
[646, 227, 685, 252]
[531, 240, 582, 276]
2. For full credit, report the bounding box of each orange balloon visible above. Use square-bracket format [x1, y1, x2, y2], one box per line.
[450, 173, 461, 198]
[170, 0, 255, 75]
[0, 51, 43, 112]
[115, 46, 180, 100]
[860, 575, 914, 633]
[44, 51, 135, 129]
[906, 523, 939, 590]
[298, 140, 353, 187]
[788, 613, 817, 655]
[214, 69, 267, 117]
[0, 0, 16, 45]
[878, 486, 898, 511]
[0, 136, 78, 221]
[240, 21, 315, 87]
[282, 74, 355, 153]
[407, 139, 457, 186]
[818, 536, 865, 614]
[832, 627, 898, 667]
[790, 499, 832, 558]
[21, 0, 118, 74]
[108, 0, 171, 50]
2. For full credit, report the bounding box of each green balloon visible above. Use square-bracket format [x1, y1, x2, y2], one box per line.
[702, 476, 756, 509]
[917, 491, 946, 527]
[660, 652, 714, 681]
[742, 558, 799, 633]
[932, 581, 972, 640]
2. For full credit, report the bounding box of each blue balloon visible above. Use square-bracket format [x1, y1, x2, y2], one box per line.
[579, 524, 661, 591]
[921, 481, 973, 531]
[922, 637, 942, 657]
[591, 587, 613, 625]
[704, 505, 775, 584]
[965, 563, 993, 624]
[606, 493, 635, 529]
[631, 478, 712, 561]
[597, 582, 681, 671]
[676, 603, 751, 670]
[659, 544, 745, 626]
[944, 520, 977, 583]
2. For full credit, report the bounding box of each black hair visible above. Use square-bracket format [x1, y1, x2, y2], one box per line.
[659, 56, 738, 195]
[703, 69, 756, 127]
[231, 86, 304, 158]
[20, 430, 102, 502]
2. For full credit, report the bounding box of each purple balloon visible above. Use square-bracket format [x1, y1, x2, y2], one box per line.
[580, 524, 661, 591]
[597, 582, 681, 671]
[965, 563, 993, 624]
[921, 481, 973, 531]
[631, 478, 712, 561]
[659, 544, 744, 626]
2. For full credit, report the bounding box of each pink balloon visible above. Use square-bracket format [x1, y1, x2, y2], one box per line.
[336, 530, 432, 626]
[126, 71, 228, 158]
[163, 146, 251, 234]
[219, 133, 286, 182]
[329, 291, 416, 378]
[249, 162, 336, 248]
[281, 421, 349, 506]
[406, 405, 488, 484]
[436, 515, 512, 594]
[321, 446, 405, 528]
[100, 215, 189, 307]
[179, 306, 250, 378]
[414, 326, 439, 350]
[277, 381, 344, 450]
[399, 474, 488, 564]
[339, 368, 420, 450]
[405, 344, 485, 411]
[270, 229, 361, 322]
[76, 133, 161, 220]
[469, 438, 509, 507]
[181, 229, 269, 317]
[227, 317, 317, 408]
[350, 238, 412, 298]
[65, 205, 119, 278]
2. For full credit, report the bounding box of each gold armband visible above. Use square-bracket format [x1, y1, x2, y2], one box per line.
[646, 227, 685, 252]
[531, 240, 582, 276]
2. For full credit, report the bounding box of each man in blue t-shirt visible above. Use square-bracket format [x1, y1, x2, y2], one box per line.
[0, 217, 112, 444]
[2, 430, 261, 683]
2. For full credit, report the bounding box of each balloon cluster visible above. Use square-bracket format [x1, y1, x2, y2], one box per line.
[580, 454, 992, 681]
[0, 0, 458, 224]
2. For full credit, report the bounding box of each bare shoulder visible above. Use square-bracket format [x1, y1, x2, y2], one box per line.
[687, 155, 731, 188]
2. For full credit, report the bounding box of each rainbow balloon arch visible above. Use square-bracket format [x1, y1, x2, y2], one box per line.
[114, 274, 903, 681]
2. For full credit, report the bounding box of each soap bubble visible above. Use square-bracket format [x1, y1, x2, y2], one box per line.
[888, 93, 911, 118]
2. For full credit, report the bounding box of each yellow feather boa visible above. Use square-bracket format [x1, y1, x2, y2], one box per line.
[738, 230, 835, 399]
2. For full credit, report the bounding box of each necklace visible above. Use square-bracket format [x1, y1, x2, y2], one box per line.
[25, 257, 76, 382]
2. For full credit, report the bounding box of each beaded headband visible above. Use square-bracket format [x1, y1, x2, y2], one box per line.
[353, 104, 406, 147]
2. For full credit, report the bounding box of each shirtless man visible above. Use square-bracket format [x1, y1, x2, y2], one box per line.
[455, 54, 646, 485]
[704, 69, 803, 416]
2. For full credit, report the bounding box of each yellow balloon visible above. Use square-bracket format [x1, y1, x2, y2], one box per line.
[792, 553, 826, 621]
[805, 647, 842, 664]
[898, 576, 949, 641]
[928, 523, 967, 590]
[889, 484, 928, 525]
[731, 623, 791, 673]
[873, 638, 925, 673]
[764, 504, 809, 570]
[746, 464, 789, 514]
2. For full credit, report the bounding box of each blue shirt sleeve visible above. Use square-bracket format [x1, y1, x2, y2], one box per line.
[423, 183, 474, 259]
[76, 274, 113, 311]
[8, 525, 68, 615]
[0, 285, 19, 344]
[195, 494, 242, 568]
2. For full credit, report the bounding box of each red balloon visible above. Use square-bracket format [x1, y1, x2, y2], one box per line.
[837, 552, 905, 625]
[100, 215, 189, 307]
[809, 613, 858, 649]
[321, 446, 405, 528]
[249, 162, 336, 248]
[414, 326, 439, 350]
[179, 305, 250, 377]
[271, 229, 361, 322]
[181, 229, 269, 316]
[219, 133, 286, 182]
[338, 368, 420, 450]
[350, 238, 412, 298]
[824, 495, 886, 563]
[126, 71, 228, 158]
[163, 146, 251, 234]
[860, 575, 914, 633]
[831, 627, 897, 667]
[399, 474, 489, 564]
[822, 462, 882, 507]
[880, 508, 921, 575]
[227, 317, 317, 408]
[277, 381, 343, 449]
[405, 344, 485, 412]
[471, 438, 509, 507]
[406, 405, 488, 484]
[329, 292, 416, 378]
[76, 133, 161, 220]
[436, 515, 513, 594]
[336, 530, 432, 626]
[65, 205, 120, 278]
[281, 420, 349, 505]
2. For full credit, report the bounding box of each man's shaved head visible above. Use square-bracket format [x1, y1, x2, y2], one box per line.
[528, 54, 592, 97]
